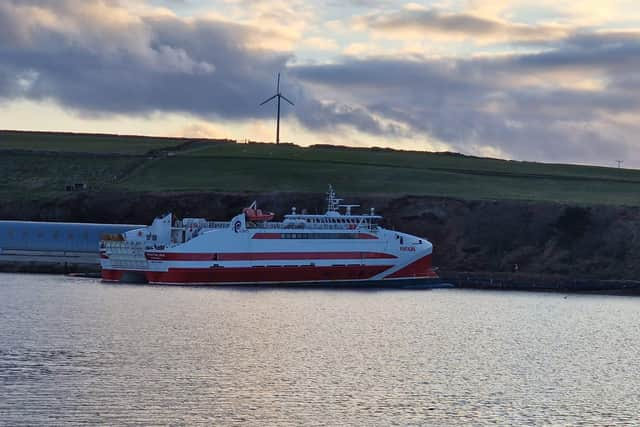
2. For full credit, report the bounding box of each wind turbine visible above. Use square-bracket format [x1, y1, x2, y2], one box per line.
[260, 73, 294, 145]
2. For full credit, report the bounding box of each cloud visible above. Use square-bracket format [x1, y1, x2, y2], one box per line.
[177, 122, 223, 138]
[299, 37, 340, 51]
[2, 0, 640, 166]
[0, 0, 402, 139]
[355, 6, 570, 43]
[0, 0, 293, 119]
[292, 31, 640, 163]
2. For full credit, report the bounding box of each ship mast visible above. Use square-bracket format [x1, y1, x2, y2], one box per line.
[326, 185, 342, 213]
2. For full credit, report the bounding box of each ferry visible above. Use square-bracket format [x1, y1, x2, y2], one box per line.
[100, 186, 440, 286]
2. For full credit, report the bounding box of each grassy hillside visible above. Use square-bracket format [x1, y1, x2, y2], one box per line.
[0, 152, 136, 200]
[2, 130, 640, 205]
[0, 130, 189, 155]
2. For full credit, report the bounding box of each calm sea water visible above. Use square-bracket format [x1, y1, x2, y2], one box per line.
[1, 273, 639, 426]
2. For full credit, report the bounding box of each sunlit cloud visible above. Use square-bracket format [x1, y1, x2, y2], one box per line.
[299, 37, 340, 51]
[354, 6, 571, 44]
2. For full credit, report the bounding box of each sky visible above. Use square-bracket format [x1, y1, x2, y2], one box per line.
[1, 0, 640, 167]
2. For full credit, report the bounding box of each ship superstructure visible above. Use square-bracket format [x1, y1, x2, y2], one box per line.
[100, 186, 438, 285]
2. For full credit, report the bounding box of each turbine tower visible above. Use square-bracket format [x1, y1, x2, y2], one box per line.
[260, 73, 294, 145]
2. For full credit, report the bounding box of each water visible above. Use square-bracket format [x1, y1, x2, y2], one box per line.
[1, 273, 639, 425]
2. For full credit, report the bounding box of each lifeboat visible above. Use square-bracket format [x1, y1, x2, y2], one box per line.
[243, 201, 274, 222]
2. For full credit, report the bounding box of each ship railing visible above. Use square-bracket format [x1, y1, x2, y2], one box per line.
[173, 220, 379, 231]
[102, 241, 147, 258]
[104, 243, 148, 268]
[249, 222, 379, 231]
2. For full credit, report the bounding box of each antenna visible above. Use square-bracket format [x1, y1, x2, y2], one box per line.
[616, 160, 623, 168]
[259, 72, 294, 145]
[326, 184, 342, 213]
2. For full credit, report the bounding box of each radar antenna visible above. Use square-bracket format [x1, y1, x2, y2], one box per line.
[326, 185, 342, 213]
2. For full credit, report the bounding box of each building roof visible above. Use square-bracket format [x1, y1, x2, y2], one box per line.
[0, 221, 143, 252]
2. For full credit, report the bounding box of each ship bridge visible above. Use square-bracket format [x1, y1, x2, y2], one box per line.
[278, 185, 382, 231]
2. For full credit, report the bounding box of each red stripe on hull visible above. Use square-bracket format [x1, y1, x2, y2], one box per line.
[385, 254, 438, 279]
[145, 251, 396, 261]
[101, 269, 123, 282]
[251, 233, 281, 239]
[356, 233, 378, 240]
[251, 233, 378, 240]
[146, 264, 393, 284]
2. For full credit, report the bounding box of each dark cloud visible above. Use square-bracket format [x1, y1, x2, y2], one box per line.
[512, 31, 640, 73]
[292, 33, 640, 163]
[0, 0, 394, 135]
[0, 0, 413, 137]
[0, 0, 293, 120]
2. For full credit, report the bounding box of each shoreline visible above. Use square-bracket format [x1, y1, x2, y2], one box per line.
[442, 271, 640, 295]
[3, 264, 640, 295]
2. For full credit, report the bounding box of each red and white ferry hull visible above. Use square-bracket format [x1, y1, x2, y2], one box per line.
[142, 230, 437, 286]
[100, 188, 442, 287]
[143, 255, 436, 285]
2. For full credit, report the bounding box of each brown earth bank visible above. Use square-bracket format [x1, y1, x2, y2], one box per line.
[2, 191, 640, 288]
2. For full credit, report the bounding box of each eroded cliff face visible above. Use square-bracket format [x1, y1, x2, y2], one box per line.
[3, 192, 640, 280]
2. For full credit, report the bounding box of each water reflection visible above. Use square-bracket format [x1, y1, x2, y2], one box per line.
[1, 274, 639, 425]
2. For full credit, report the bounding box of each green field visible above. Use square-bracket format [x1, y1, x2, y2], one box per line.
[0, 130, 189, 155]
[2, 130, 640, 205]
[0, 152, 136, 200]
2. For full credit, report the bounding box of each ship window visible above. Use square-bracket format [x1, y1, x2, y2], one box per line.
[152, 235, 157, 241]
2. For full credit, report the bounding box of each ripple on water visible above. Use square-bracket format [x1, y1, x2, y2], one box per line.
[1, 274, 640, 425]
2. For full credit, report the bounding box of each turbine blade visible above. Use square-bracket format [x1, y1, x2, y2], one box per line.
[277, 72, 280, 93]
[281, 94, 294, 106]
[259, 94, 277, 105]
